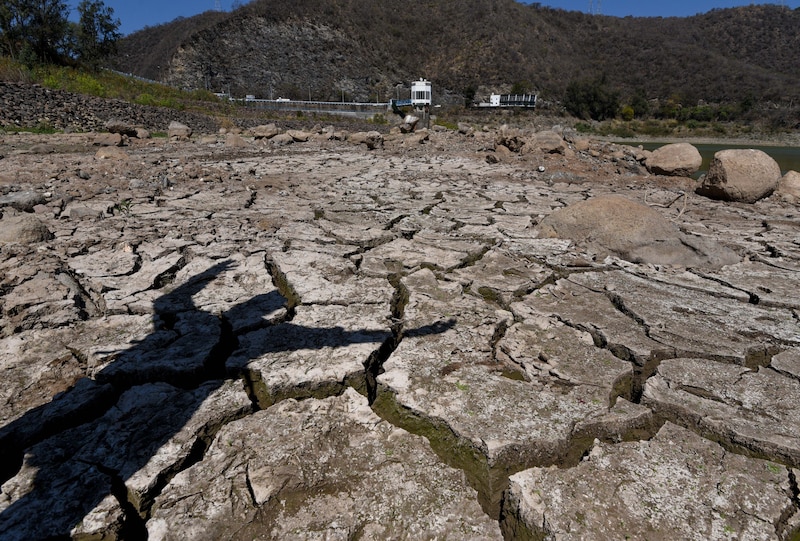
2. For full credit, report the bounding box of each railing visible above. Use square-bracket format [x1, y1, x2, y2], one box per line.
[240, 98, 390, 114]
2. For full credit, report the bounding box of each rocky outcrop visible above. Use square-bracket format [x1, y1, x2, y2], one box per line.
[0, 191, 47, 212]
[645, 142, 703, 176]
[697, 148, 782, 203]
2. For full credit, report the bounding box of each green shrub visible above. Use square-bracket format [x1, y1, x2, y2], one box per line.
[135, 93, 157, 106]
[620, 105, 634, 121]
[370, 113, 388, 124]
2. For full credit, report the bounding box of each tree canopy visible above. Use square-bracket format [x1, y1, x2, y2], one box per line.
[0, 0, 120, 68]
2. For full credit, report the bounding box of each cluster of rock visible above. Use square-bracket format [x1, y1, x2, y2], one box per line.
[0, 82, 220, 133]
[641, 142, 789, 203]
[0, 119, 799, 540]
[491, 131, 795, 205]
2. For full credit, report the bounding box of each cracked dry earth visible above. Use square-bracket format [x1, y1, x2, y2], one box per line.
[0, 129, 799, 541]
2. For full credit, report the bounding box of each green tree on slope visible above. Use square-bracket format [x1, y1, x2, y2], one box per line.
[0, 0, 119, 67]
[73, 0, 120, 69]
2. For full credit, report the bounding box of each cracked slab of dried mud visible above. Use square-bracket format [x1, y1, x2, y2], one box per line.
[0, 129, 799, 540]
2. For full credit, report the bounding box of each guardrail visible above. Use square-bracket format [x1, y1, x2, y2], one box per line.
[231, 98, 391, 118]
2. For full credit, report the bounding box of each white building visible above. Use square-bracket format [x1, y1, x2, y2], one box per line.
[411, 79, 432, 107]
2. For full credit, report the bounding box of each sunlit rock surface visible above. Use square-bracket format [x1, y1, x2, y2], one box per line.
[0, 128, 798, 539]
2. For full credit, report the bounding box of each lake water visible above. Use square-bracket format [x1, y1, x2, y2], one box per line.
[624, 142, 800, 176]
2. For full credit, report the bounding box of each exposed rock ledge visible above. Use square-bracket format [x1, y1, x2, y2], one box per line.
[0, 124, 798, 540]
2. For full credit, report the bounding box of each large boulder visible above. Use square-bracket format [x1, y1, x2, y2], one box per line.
[697, 148, 781, 203]
[269, 133, 294, 146]
[535, 194, 739, 267]
[224, 133, 248, 148]
[457, 122, 475, 136]
[349, 131, 384, 150]
[104, 119, 138, 137]
[774, 170, 800, 203]
[93, 132, 124, 147]
[0, 214, 53, 244]
[94, 147, 129, 160]
[523, 130, 568, 155]
[401, 114, 420, 133]
[249, 124, 279, 139]
[286, 129, 311, 142]
[0, 191, 46, 212]
[168, 121, 192, 141]
[495, 126, 525, 153]
[645, 143, 702, 176]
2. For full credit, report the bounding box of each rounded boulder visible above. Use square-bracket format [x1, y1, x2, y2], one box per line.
[697, 149, 780, 203]
[645, 143, 702, 177]
[0, 215, 54, 244]
[775, 170, 800, 203]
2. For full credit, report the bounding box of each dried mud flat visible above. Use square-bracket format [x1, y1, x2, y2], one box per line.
[0, 127, 799, 540]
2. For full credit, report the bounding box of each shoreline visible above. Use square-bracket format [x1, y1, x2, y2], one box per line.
[595, 132, 800, 148]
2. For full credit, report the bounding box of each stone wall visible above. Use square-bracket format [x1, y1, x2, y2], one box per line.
[0, 82, 220, 134]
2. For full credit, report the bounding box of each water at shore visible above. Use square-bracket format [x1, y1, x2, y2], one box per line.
[619, 141, 800, 175]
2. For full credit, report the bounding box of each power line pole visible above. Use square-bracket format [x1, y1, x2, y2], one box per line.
[214, 0, 221, 11]
[588, 0, 601, 15]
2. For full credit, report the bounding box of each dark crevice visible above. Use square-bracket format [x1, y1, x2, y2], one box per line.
[205, 315, 238, 380]
[152, 255, 186, 290]
[239, 368, 267, 411]
[455, 244, 494, 270]
[384, 213, 409, 231]
[489, 320, 517, 382]
[641, 402, 800, 471]
[548, 314, 669, 404]
[0, 448, 23, 487]
[604, 290, 651, 335]
[92, 463, 149, 541]
[687, 269, 761, 305]
[244, 463, 260, 508]
[56, 269, 107, 318]
[776, 503, 800, 541]
[752, 253, 800, 272]
[244, 190, 256, 209]
[789, 470, 800, 516]
[364, 273, 408, 405]
[372, 383, 655, 523]
[138, 418, 244, 520]
[265, 254, 299, 321]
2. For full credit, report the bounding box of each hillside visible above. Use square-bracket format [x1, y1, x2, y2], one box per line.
[113, 0, 800, 110]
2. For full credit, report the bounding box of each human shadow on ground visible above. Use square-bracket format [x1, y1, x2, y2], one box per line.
[0, 259, 453, 539]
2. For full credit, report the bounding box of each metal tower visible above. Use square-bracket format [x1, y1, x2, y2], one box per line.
[588, 0, 601, 15]
[214, 0, 221, 11]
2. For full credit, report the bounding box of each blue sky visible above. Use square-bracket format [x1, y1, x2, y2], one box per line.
[66, 1, 799, 36]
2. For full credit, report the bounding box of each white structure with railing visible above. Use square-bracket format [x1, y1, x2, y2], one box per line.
[411, 79, 432, 107]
